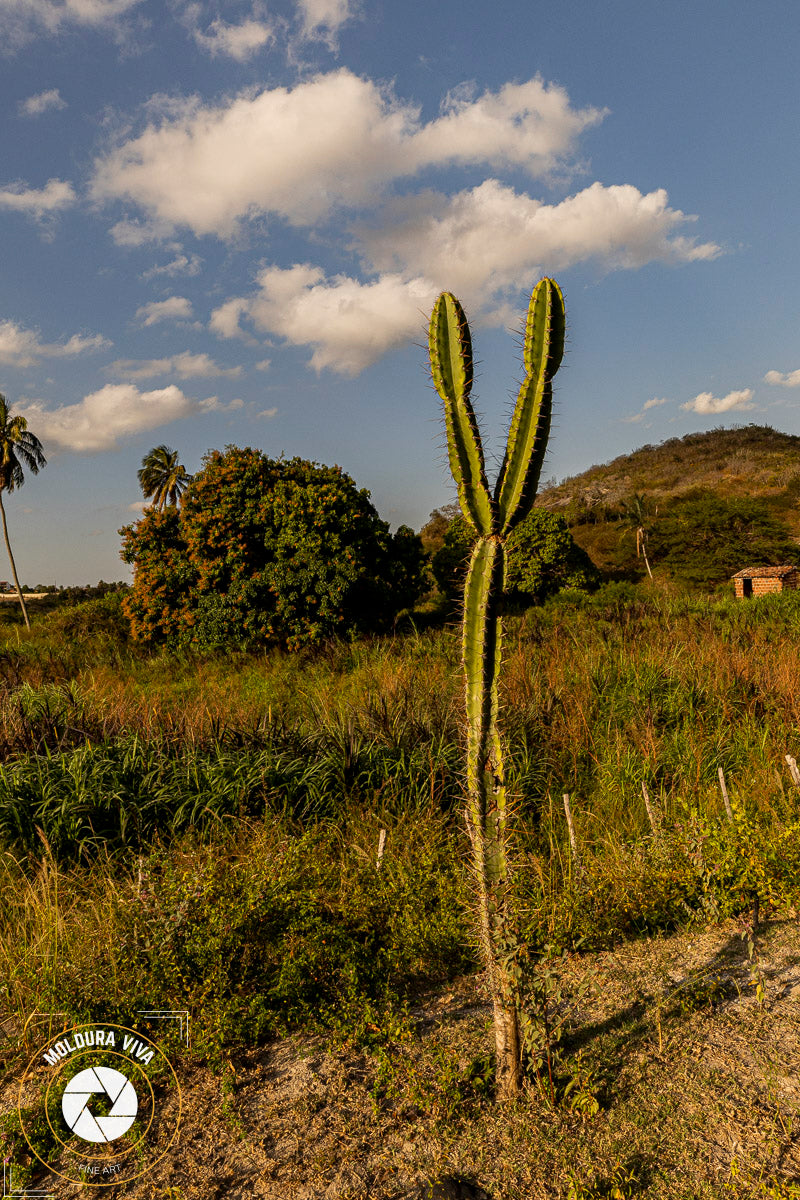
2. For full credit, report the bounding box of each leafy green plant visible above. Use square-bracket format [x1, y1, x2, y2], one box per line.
[428, 277, 565, 1097]
[121, 447, 426, 649]
[433, 507, 598, 606]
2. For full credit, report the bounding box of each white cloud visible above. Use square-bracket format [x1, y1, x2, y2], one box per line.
[681, 389, 755, 415]
[110, 351, 241, 380]
[765, 368, 800, 388]
[18, 88, 66, 116]
[209, 298, 252, 340]
[623, 396, 670, 423]
[358, 180, 719, 302]
[256, 406, 277, 418]
[17, 383, 204, 453]
[212, 264, 436, 375]
[109, 218, 175, 246]
[0, 178, 75, 219]
[192, 13, 275, 59]
[296, 0, 352, 42]
[140, 250, 202, 279]
[211, 181, 720, 375]
[196, 395, 245, 412]
[0, 320, 109, 368]
[0, 0, 143, 45]
[135, 296, 193, 326]
[90, 70, 603, 238]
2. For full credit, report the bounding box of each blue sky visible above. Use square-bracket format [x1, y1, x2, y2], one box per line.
[1, 0, 799, 584]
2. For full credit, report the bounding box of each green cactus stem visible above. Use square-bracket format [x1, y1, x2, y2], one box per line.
[428, 278, 565, 1099]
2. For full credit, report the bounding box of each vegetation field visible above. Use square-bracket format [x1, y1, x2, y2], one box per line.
[1, 583, 800, 1197]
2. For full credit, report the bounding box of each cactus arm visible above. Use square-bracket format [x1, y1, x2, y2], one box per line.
[429, 292, 494, 537]
[494, 278, 565, 534]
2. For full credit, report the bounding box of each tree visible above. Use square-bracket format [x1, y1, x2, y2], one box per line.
[648, 489, 798, 588]
[619, 493, 654, 578]
[118, 507, 197, 644]
[137, 445, 192, 511]
[0, 394, 46, 629]
[419, 503, 461, 557]
[121, 447, 425, 649]
[432, 508, 598, 606]
[505, 508, 600, 602]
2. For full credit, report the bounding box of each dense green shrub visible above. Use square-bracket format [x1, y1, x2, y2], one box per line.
[1, 812, 472, 1056]
[432, 509, 599, 605]
[120, 447, 426, 649]
[505, 508, 600, 604]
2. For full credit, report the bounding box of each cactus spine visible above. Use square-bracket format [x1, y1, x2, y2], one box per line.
[428, 278, 565, 1098]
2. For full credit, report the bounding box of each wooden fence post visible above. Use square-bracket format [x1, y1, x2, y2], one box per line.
[641, 781, 662, 840]
[376, 828, 387, 867]
[562, 793, 581, 880]
[718, 767, 734, 823]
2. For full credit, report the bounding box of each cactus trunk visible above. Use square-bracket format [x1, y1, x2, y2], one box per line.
[462, 534, 522, 1096]
[428, 278, 565, 1099]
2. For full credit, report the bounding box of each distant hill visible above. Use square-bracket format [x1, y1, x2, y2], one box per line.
[535, 424, 800, 579]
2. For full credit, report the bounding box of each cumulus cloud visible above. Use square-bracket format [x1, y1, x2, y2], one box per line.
[681, 389, 755, 416]
[191, 12, 275, 59]
[109, 351, 241, 380]
[90, 70, 603, 238]
[212, 264, 436, 375]
[135, 296, 193, 326]
[0, 320, 109, 368]
[0, 0, 143, 46]
[17, 383, 203, 453]
[0, 178, 75, 219]
[18, 88, 66, 116]
[210, 181, 720, 375]
[765, 368, 800, 388]
[358, 180, 720, 301]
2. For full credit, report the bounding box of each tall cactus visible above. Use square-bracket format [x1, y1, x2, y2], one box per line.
[428, 278, 565, 1098]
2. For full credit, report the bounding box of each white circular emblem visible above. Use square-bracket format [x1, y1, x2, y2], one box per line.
[61, 1065, 138, 1143]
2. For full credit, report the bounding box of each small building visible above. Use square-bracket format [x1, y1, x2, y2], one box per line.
[732, 565, 799, 598]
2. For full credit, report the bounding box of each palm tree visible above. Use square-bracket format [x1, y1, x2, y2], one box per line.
[137, 445, 192, 511]
[0, 394, 46, 630]
[620, 492, 654, 579]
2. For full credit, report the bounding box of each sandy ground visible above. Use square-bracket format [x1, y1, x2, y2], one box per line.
[2, 913, 799, 1200]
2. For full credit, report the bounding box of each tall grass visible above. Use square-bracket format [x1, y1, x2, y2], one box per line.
[2, 585, 800, 1054]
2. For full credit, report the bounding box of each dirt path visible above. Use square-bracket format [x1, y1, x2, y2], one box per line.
[2, 913, 799, 1199]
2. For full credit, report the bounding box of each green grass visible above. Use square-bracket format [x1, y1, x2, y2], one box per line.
[2, 584, 800, 1063]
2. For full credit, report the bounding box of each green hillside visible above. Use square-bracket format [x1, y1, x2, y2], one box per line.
[535, 425, 800, 583]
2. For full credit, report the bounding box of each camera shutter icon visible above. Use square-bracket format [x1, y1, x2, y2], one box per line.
[61, 1065, 139, 1143]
